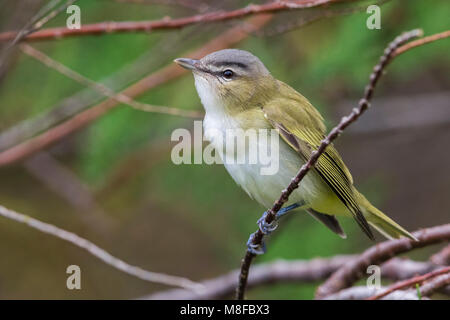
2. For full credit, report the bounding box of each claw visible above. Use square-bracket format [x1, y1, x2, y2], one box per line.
[257, 211, 278, 235]
[248, 204, 303, 255]
[246, 233, 266, 255]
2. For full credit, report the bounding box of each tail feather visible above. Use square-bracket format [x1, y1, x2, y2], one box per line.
[356, 192, 418, 241]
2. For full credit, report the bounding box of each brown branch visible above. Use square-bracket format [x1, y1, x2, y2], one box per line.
[0, 26, 199, 151]
[2, 1, 78, 45]
[316, 224, 450, 299]
[393, 30, 450, 57]
[367, 266, 450, 300]
[0, 14, 272, 167]
[236, 29, 424, 300]
[0, 0, 344, 42]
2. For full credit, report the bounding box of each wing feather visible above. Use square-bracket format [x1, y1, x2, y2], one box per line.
[264, 81, 374, 240]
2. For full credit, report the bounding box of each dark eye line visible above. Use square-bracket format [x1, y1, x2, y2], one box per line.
[213, 62, 248, 69]
[197, 67, 237, 79]
[197, 67, 223, 77]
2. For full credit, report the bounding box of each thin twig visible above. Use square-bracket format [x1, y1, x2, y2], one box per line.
[393, 30, 450, 57]
[20, 43, 203, 119]
[316, 224, 450, 298]
[0, 15, 272, 167]
[0, 204, 203, 291]
[236, 29, 424, 300]
[0, 0, 344, 42]
[0, 1, 78, 68]
[366, 266, 450, 300]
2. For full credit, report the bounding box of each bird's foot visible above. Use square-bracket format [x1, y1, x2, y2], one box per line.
[246, 232, 266, 255]
[257, 211, 278, 235]
[248, 203, 304, 255]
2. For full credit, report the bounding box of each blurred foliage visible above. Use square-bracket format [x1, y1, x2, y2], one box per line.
[0, 0, 449, 299]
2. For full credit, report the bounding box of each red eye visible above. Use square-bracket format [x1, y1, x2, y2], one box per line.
[222, 69, 234, 79]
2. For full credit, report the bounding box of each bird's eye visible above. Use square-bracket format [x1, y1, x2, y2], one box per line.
[222, 69, 234, 79]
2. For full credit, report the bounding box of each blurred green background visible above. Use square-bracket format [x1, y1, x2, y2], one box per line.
[0, 0, 449, 299]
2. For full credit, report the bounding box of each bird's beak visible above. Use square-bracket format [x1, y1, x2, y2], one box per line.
[174, 58, 200, 71]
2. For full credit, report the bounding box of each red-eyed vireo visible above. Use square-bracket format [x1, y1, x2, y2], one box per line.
[174, 49, 416, 254]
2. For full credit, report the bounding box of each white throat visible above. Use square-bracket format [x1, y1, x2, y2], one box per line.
[193, 74, 241, 139]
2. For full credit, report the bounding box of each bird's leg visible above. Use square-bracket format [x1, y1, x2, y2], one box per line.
[257, 202, 304, 235]
[277, 202, 306, 219]
[247, 202, 306, 255]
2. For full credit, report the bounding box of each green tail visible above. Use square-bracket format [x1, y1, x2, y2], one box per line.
[357, 192, 418, 241]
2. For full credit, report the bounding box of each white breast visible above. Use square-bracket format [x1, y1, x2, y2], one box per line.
[194, 74, 320, 208]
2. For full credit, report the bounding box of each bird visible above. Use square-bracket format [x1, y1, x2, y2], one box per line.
[174, 49, 417, 254]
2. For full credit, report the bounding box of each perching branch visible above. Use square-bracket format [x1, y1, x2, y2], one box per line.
[236, 28, 425, 300]
[0, 204, 203, 291]
[0, 15, 272, 167]
[316, 224, 450, 299]
[0, 0, 345, 42]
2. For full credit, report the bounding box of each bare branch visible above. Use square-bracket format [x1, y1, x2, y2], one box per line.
[322, 286, 422, 300]
[0, 0, 345, 42]
[0, 15, 272, 167]
[144, 252, 447, 300]
[145, 255, 352, 299]
[419, 273, 450, 297]
[236, 28, 424, 300]
[316, 224, 450, 298]
[0, 204, 203, 291]
[20, 43, 203, 119]
[0, 26, 202, 151]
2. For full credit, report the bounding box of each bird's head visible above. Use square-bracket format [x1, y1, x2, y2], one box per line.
[174, 49, 276, 114]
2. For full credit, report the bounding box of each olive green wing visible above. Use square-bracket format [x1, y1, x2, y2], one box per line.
[263, 83, 374, 240]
